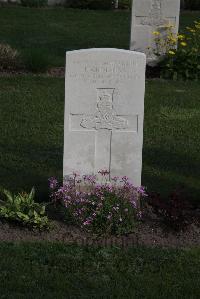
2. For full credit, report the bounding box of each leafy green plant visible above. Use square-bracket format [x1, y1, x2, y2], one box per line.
[23, 49, 50, 73]
[0, 43, 20, 70]
[21, 0, 47, 7]
[152, 20, 200, 80]
[0, 188, 50, 229]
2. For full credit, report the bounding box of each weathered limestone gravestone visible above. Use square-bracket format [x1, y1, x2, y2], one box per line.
[130, 0, 180, 64]
[64, 49, 146, 186]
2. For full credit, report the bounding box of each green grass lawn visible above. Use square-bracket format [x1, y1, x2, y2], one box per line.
[0, 76, 199, 203]
[0, 242, 199, 298]
[0, 7, 199, 67]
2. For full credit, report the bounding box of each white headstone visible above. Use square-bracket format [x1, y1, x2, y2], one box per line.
[64, 49, 146, 186]
[130, 0, 180, 65]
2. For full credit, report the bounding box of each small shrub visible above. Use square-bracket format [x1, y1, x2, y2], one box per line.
[21, 0, 47, 7]
[0, 43, 20, 70]
[152, 20, 200, 80]
[23, 49, 50, 73]
[147, 190, 193, 231]
[0, 187, 50, 229]
[65, 0, 113, 10]
[49, 171, 147, 236]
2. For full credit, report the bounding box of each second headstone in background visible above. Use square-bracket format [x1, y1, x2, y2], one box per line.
[130, 0, 180, 65]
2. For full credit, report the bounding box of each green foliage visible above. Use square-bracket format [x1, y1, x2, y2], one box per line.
[23, 49, 50, 73]
[0, 188, 50, 229]
[84, 189, 140, 235]
[0, 43, 20, 70]
[65, 0, 113, 10]
[153, 20, 200, 80]
[21, 0, 47, 7]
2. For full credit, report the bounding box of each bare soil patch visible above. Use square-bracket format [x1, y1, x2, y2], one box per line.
[0, 218, 199, 248]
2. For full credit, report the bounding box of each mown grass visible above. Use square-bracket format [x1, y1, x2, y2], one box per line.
[0, 242, 199, 298]
[0, 76, 199, 203]
[0, 7, 130, 67]
[0, 7, 199, 67]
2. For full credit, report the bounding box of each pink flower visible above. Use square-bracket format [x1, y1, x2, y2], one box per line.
[137, 186, 148, 197]
[83, 220, 91, 226]
[83, 175, 96, 184]
[48, 177, 58, 190]
[98, 169, 110, 176]
[111, 176, 119, 182]
[121, 176, 129, 183]
[131, 200, 137, 208]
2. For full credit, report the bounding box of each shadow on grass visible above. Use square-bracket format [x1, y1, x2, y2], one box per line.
[0, 142, 63, 201]
[143, 146, 200, 204]
[0, 142, 199, 204]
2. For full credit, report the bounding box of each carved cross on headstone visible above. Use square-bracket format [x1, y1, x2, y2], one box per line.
[70, 88, 138, 178]
[64, 49, 146, 186]
[140, 0, 168, 26]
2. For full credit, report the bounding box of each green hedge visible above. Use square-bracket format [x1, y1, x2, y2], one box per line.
[21, 0, 47, 7]
[65, 0, 113, 10]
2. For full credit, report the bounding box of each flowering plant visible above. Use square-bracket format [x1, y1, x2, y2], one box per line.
[49, 171, 147, 235]
[152, 20, 200, 80]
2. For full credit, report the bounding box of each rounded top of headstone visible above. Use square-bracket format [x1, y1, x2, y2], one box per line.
[66, 48, 146, 59]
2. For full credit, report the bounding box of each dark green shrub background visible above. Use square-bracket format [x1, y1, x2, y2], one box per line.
[181, 0, 200, 10]
[21, 0, 47, 7]
[65, 0, 113, 10]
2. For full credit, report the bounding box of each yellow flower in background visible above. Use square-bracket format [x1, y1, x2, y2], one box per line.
[178, 34, 185, 40]
[153, 31, 160, 35]
[168, 50, 175, 55]
[166, 24, 175, 29]
[170, 38, 177, 43]
[189, 29, 196, 33]
[180, 42, 187, 47]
